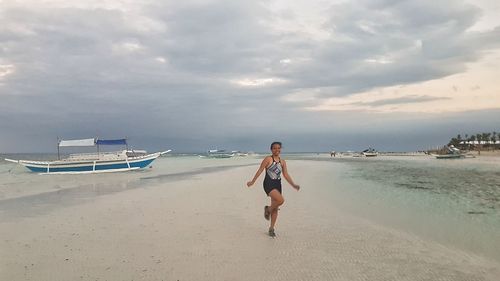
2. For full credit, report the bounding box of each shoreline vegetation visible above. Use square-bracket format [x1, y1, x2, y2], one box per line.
[448, 131, 500, 150]
[421, 131, 499, 156]
[424, 131, 500, 156]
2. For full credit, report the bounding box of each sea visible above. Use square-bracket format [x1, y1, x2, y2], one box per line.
[1, 153, 499, 262]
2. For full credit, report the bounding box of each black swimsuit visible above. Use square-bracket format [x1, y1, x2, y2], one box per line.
[263, 156, 282, 195]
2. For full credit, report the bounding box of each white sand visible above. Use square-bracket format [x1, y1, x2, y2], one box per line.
[1, 161, 499, 281]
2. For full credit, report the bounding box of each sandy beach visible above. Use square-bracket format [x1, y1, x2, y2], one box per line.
[472, 150, 500, 157]
[1, 159, 499, 281]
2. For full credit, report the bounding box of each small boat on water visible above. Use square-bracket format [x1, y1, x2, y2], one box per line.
[5, 138, 171, 174]
[362, 148, 378, 157]
[433, 145, 465, 159]
[339, 151, 355, 157]
[202, 149, 235, 158]
[232, 150, 250, 157]
[434, 154, 465, 159]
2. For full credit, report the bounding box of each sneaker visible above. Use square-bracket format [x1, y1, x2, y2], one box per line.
[268, 228, 276, 237]
[264, 206, 270, 221]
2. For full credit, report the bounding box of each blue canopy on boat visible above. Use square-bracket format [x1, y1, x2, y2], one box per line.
[96, 139, 127, 145]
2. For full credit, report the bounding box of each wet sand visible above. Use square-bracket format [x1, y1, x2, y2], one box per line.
[1, 161, 499, 280]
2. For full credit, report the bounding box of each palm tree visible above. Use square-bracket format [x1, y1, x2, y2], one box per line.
[483, 133, 491, 148]
[492, 132, 497, 150]
[475, 134, 483, 151]
[462, 134, 470, 150]
[449, 137, 459, 146]
[455, 134, 462, 148]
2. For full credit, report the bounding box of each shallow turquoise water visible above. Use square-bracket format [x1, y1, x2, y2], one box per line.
[289, 155, 500, 262]
[0, 153, 261, 200]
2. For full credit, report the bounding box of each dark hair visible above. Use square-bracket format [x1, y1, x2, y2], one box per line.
[270, 141, 282, 150]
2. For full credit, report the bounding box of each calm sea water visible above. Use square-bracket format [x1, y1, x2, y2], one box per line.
[1, 153, 499, 261]
[0, 153, 261, 201]
[289, 154, 500, 262]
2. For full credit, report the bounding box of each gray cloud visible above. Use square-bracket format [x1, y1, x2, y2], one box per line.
[284, 0, 499, 97]
[0, 0, 499, 152]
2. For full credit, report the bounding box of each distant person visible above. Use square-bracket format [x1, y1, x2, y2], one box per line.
[246, 142, 300, 237]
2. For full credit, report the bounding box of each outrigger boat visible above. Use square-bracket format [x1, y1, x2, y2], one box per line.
[5, 138, 171, 174]
[362, 148, 378, 157]
[432, 145, 465, 159]
[202, 149, 234, 158]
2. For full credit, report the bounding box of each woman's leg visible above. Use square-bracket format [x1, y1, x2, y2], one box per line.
[268, 189, 284, 230]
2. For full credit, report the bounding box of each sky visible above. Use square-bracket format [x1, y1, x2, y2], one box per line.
[1, 0, 499, 153]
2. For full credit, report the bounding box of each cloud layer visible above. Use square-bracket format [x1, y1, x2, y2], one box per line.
[0, 0, 499, 152]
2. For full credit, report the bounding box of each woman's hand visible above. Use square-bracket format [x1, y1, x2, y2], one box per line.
[246, 180, 254, 187]
[292, 184, 300, 191]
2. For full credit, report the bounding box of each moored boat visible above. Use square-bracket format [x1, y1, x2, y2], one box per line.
[340, 151, 355, 157]
[432, 145, 465, 159]
[434, 154, 465, 159]
[362, 148, 378, 157]
[5, 138, 171, 174]
[204, 149, 235, 158]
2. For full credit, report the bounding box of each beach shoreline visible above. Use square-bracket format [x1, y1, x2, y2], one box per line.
[468, 150, 500, 157]
[1, 159, 499, 280]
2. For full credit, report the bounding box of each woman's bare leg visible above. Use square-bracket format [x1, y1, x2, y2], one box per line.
[268, 189, 284, 230]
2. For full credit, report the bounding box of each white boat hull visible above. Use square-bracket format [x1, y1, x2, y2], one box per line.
[5, 150, 170, 174]
[433, 154, 465, 159]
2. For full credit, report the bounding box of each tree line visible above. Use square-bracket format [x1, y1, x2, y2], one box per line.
[448, 131, 499, 149]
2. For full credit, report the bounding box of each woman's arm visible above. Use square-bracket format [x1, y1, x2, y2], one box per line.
[247, 157, 269, 187]
[281, 160, 300, 190]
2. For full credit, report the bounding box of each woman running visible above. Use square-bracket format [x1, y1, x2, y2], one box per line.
[247, 142, 300, 237]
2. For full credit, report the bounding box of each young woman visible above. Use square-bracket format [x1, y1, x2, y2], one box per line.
[246, 142, 300, 237]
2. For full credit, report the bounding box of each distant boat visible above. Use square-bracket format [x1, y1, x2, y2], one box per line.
[231, 150, 249, 157]
[362, 148, 378, 157]
[434, 154, 465, 159]
[433, 145, 465, 159]
[204, 149, 235, 158]
[5, 138, 171, 174]
[340, 151, 354, 157]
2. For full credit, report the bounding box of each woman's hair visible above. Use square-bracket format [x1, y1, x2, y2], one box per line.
[270, 141, 282, 150]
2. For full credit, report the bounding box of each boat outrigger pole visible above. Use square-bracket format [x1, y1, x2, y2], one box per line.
[96, 136, 99, 158]
[57, 137, 60, 160]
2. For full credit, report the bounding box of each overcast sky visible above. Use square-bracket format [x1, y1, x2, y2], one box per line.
[1, 0, 499, 152]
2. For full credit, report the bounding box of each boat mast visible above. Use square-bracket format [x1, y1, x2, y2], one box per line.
[57, 137, 60, 160]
